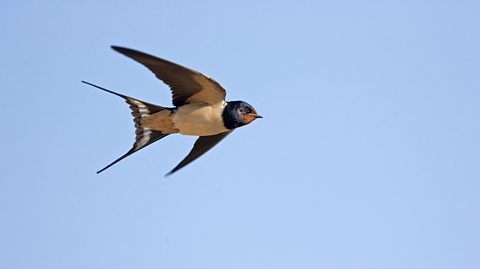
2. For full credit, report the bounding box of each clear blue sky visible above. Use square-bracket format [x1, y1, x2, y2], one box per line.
[1, 1, 479, 268]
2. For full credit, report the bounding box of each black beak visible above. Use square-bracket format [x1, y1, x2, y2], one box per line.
[252, 114, 263, 119]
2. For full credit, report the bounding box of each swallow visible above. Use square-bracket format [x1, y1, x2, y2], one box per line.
[82, 46, 262, 176]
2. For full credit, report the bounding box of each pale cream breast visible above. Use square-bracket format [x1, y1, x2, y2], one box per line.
[172, 101, 228, 136]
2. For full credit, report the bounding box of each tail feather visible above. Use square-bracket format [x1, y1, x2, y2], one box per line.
[96, 131, 168, 174]
[81, 81, 171, 173]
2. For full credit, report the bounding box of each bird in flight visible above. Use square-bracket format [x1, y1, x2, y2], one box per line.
[82, 46, 262, 176]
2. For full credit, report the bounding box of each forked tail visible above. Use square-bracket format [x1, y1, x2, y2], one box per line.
[82, 81, 172, 173]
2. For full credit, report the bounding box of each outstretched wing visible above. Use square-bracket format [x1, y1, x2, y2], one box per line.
[166, 131, 233, 176]
[111, 46, 226, 107]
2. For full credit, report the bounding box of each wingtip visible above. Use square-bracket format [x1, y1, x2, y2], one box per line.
[111, 45, 128, 53]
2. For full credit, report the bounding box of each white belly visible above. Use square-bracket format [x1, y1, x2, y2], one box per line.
[172, 102, 228, 136]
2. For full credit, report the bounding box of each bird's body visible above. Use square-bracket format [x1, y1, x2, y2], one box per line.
[83, 46, 261, 175]
[172, 101, 228, 136]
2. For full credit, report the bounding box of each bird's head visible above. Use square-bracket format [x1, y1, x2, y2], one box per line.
[223, 101, 262, 129]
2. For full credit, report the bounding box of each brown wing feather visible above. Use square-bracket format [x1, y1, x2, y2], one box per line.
[111, 46, 226, 107]
[166, 131, 233, 176]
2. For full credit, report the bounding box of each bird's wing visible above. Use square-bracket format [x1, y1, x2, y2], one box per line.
[166, 131, 233, 176]
[111, 46, 226, 107]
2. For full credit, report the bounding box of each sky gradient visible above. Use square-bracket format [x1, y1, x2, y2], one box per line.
[1, 1, 479, 268]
